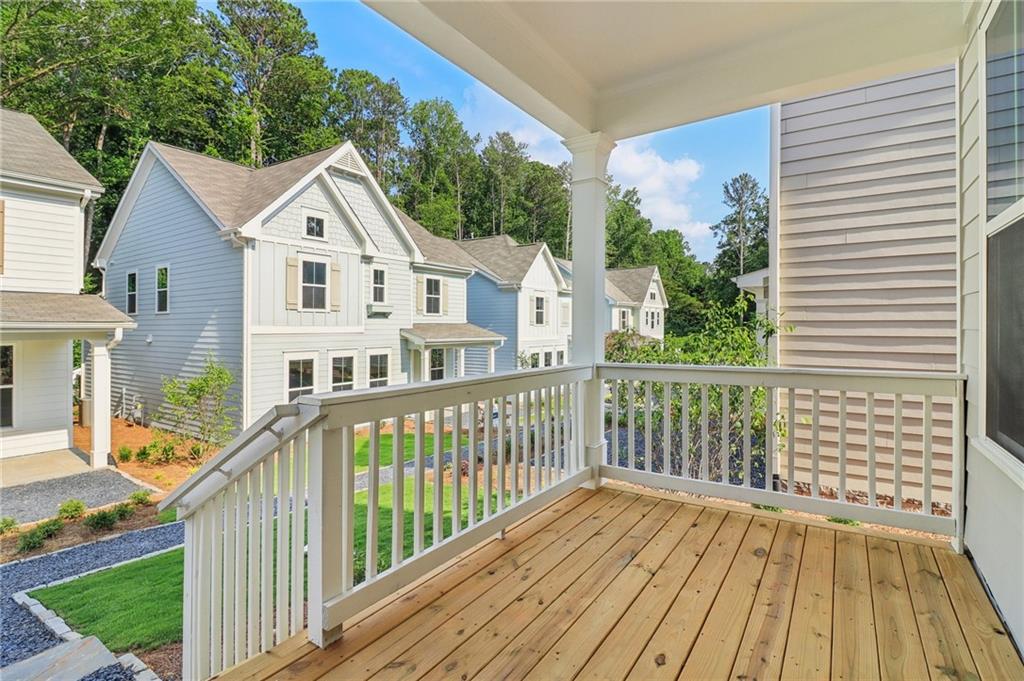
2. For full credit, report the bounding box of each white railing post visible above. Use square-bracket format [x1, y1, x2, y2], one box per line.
[952, 380, 966, 553]
[563, 131, 615, 487]
[307, 418, 344, 646]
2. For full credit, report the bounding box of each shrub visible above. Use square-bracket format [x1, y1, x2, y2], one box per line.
[112, 503, 135, 521]
[117, 445, 133, 463]
[129, 490, 153, 506]
[17, 529, 45, 553]
[84, 510, 117, 532]
[155, 441, 177, 464]
[160, 355, 236, 461]
[36, 518, 64, 538]
[57, 499, 86, 521]
[0, 517, 17, 535]
[135, 445, 151, 463]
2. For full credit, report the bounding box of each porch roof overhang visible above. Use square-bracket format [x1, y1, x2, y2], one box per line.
[401, 322, 506, 349]
[367, 1, 970, 139]
[0, 291, 136, 338]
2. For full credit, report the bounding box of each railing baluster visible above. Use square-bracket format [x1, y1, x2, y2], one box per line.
[497, 396, 507, 507]
[341, 426, 355, 592]
[259, 458, 272, 651]
[681, 383, 690, 478]
[211, 491, 223, 666]
[290, 435, 305, 635]
[742, 386, 751, 487]
[393, 416, 405, 565]
[245, 468, 258, 658]
[838, 391, 847, 503]
[787, 388, 796, 493]
[720, 385, 729, 483]
[644, 381, 653, 473]
[627, 381, 636, 470]
[523, 391, 531, 497]
[367, 421, 380, 579]
[433, 408, 443, 544]
[452, 406, 461, 535]
[468, 401, 478, 526]
[274, 446, 289, 641]
[893, 393, 903, 511]
[867, 392, 877, 506]
[414, 412, 425, 553]
[662, 382, 672, 475]
[234, 475, 246, 663]
[534, 388, 543, 490]
[611, 379, 620, 467]
[223, 482, 235, 667]
[765, 387, 775, 490]
[700, 384, 709, 480]
[811, 388, 820, 499]
[555, 384, 563, 480]
[546, 385, 555, 485]
[509, 394, 519, 503]
[923, 395, 933, 515]
[483, 398, 492, 517]
[197, 504, 212, 679]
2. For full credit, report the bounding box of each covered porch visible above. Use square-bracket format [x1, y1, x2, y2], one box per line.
[401, 323, 505, 381]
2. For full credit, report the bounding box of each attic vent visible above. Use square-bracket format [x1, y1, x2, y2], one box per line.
[337, 150, 362, 175]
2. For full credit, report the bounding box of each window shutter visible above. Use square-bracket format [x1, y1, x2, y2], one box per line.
[442, 280, 449, 315]
[330, 262, 342, 311]
[529, 295, 536, 325]
[286, 257, 299, 310]
[416, 275, 425, 313]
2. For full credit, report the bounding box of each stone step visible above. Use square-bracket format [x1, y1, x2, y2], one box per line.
[0, 636, 117, 681]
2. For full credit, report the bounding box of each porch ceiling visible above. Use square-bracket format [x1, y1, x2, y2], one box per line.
[367, 1, 969, 139]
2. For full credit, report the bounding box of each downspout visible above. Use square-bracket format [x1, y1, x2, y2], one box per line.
[107, 326, 124, 351]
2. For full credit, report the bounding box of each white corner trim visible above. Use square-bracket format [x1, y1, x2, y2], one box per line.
[970, 436, 1024, 490]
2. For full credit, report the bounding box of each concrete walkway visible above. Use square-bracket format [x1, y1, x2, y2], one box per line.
[0, 450, 93, 487]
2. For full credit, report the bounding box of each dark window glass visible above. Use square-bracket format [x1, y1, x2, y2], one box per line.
[287, 358, 315, 401]
[430, 348, 445, 381]
[302, 261, 327, 309]
[544, 351, 552, 367]
[557, 351, 565, 365]
[530, 353, 540, 368]
[332, 356, 353, 391]
[306, 215, 325, 238]
[126, 272, 137, 314]
[369, 353, 389, 388]
[534, 297, 545, 325]
[987, 218, 1024, 462]
[0, 345, 12, 428]
[373, 268, 386, 303]
[156, 267, 169, 313]
[987, 0, 1024, 219]
[425, 277, 441, 314]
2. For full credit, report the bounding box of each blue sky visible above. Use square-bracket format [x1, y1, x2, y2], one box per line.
[298, 1, 768, 261]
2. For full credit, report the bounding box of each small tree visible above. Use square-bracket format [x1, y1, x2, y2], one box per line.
[161, 355, 236, 461]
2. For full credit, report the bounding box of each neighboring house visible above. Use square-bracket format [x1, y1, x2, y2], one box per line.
[93, 141, 503, 429]
[555, 258, 668, 341]
[762, 66, 958, 500]
[459, 235, 571, 372]
[0, 108, 135, 465]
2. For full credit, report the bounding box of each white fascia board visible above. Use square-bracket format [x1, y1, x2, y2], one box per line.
[411, 262, 474, 278]
[0, 174, 102, 198]
[536, 244, 568, 291]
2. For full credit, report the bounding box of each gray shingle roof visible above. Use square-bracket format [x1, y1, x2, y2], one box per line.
[150, 142, 343, 230]
[0, 109, 103, 191]
[394, 208, 478, 270]
[0, 291, 135, 328]
[606, 266, 658, 304]
[401, 323, 505, 345]
[455, 235, 547, 284]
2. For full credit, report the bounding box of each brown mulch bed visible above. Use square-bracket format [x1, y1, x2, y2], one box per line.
[137, 642, 183, 681]
[0, 500, 168, 564]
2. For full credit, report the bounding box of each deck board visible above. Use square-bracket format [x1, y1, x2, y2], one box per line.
[216, 486, 1024, 681]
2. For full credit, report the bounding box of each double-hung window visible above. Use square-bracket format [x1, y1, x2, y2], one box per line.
[155, 266, 169, 313]
[372, 267, 387, 304]
[544, 351, 553, 367]
[331, 354, 354, 391]
[425, 277, 441, 315]
[984, 0, 1024, 462]
[557, 350, 565, 365]
[305, 210, 325, 239]
[301, 259, 328, 310]
[126, 272, 137, 315]
[530, 353, 540, 368]
[429, 348, 445, 381]
[287, 357, 315, 402]
[0, 345, 12, 428]
[534, 296, 545, 325]
[619, 309, 629, 329]
[369, 352, 389, 388]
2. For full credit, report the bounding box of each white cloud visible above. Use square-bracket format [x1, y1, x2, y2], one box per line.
[457, 82, 714, 255]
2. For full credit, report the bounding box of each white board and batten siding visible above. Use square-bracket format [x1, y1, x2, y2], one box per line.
[517, 254, 569, 361]
[777, 66, 958, 504]
[104, 162, 244, 430]
[0, 339, 73, 458]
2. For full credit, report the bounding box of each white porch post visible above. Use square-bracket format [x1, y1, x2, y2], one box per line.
[307, 419, 345, 646]
[564, 132, 615, 488]
[90, 343, 112, 468]
[458, 347, 466, 378]
[487, 346, 496, 373]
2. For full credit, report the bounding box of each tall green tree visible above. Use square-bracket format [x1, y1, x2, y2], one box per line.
[479, 132, 528, 235]
[605, 184, 653, 268]
[329, 69, 407, 191]
[707, 172, 769, 307]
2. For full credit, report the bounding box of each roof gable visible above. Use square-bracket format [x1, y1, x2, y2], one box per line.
[606, 266, 658, 304]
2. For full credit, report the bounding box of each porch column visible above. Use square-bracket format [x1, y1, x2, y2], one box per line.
[458, 347, 466, 378]
[487, 346, 496, 373]
[563, 132, 615, 487]
[90, 343, 111, 468]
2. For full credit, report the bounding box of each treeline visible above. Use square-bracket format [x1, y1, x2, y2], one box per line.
[1, 0, 766, 335]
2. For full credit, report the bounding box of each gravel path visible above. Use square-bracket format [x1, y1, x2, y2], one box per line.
[1, 470, 145, 523]
[80, 663, 136, 681]
[0, 520, 184, 669]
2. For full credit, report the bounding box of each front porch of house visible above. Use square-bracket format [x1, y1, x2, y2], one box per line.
[217, 483, 1022, 681]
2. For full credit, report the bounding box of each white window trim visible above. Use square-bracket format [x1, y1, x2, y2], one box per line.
[976, 0, 1024, 477]
[125, 270, 138, 316]
[298, 253, 331, 312]
[328, 350, 357, 392]
[302, 206, 329, 242]
[154, 264, 170, 314]
[372, 265, 388, 304]
[367, 348, 391, 388]
[0, 343, 15, 430]
[619, 309, 629, 330]
[283, 351, 318, 403]
[534, 295, 546, 325]
[428, 347, 446, 381]
[424, 276, 442, 316]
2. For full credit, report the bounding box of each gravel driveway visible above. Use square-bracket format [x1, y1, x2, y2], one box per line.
[1, 470, 145, 524]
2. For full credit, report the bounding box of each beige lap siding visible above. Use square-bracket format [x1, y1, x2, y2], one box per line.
[777, 66, 958, 506]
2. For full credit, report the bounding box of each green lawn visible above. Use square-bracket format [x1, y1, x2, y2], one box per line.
[32, 478, 507, 653]
[353, 431, 453, 472]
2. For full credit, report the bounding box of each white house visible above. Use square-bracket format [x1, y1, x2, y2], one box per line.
[0, 108, 135, 465]
[93, 142, 503, 429]
[556, 258, 668, 341]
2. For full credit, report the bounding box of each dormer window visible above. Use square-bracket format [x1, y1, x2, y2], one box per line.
[306, 215, 324, 239]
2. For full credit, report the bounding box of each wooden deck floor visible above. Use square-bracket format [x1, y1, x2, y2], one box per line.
[217, 486, 1022, 681]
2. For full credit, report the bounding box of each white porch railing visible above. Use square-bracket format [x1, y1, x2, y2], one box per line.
[161, 362, 964, 680]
